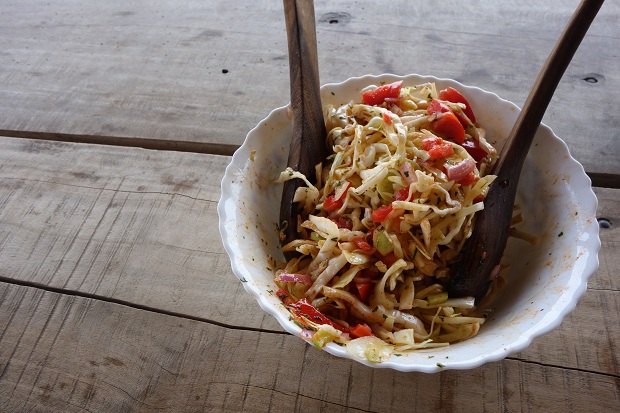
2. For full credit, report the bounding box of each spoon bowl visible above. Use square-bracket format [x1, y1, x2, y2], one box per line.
[448, 0, 604, 301]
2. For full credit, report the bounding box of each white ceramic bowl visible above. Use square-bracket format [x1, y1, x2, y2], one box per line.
[218, 74, 600, 372]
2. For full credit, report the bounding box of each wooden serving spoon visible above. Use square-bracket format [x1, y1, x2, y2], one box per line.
[279, 0, 328, 251]
[448, 0, 605, 302]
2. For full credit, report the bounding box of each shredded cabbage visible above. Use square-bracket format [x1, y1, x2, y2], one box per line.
[275, 81, 498, 362]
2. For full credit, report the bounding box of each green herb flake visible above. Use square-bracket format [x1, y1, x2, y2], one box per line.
[558, 231, 564, 237]
[436, 363, 445, 368]
[240, 278, 248, 282]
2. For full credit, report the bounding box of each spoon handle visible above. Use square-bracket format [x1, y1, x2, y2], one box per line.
[280, 0, 328, 249]
[449, 0, 605, 302]
[494, 0, 605, 181]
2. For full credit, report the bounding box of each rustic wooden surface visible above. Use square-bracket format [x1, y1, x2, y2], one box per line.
[1, 0, 619, 176]
[0, 0, 618, 412]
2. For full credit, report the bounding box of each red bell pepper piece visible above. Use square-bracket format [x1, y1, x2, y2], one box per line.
[371, 205, 393, 222]
[457, 171, 477, 186]
[349, 323, 374, 338]
[323, 181, 352, 211]
[423, 137, 454, 158]
[276, 288, 295, 305]
[331, 216, 353, 230]
[352, 237, 374, 252]
[362, 80, 403, 106]
[394, 186, 411, 202]
[339, 216, 353, 230]
[433, 112, 465, 144]
[289, 299, 348, 333]
[422, 136, 443, 151]
[427, 98, 451, 115]
[439, 87, 477, 124]
[323, 195, 343, 211]
[461, 140, 488, 162]
[355, 282, 373, 303]
[371, 186, 411, 223]
[428, 98, 465, 143]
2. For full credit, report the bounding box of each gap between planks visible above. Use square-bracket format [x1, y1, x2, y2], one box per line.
[1, 129, 619, 189]
[0, 129, 238, 156]
[0, 275, 286, 337]
[507, 356, 620, 380]
[1, 275, 618, 380]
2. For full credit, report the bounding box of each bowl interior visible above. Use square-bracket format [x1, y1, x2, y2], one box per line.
[218, 74, 600, 372]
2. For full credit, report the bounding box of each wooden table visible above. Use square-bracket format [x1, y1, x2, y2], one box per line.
[1, 1, 618, 411]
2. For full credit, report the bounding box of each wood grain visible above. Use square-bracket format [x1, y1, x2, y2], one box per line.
[0, 0, 618, 177]
[0, 136, 281, 332]
[590, 187, 620, 291]
[1, 282, 618, 413]
[0, 136, 617, 377]
[280, 0, 329, 249]
[449, 0, 606, 300]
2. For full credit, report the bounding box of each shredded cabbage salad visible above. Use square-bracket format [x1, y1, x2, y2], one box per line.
[276, 81, 499, 361]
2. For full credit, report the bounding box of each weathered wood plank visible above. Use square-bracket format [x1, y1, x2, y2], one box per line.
[0, 136, 618, 377]
[591, 187, 620, 291]
[0, 0, 618, 175]
[514, 289, 619, 376]
[0, 136, 281, 332]
[1, 282, 618, 413]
